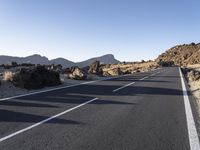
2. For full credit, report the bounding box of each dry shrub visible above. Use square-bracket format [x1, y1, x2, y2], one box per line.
[3, 71, 14, 82]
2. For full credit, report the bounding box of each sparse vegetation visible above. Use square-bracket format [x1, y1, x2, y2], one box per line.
[3, 71, 14, 82]
[12, 66, 61, 89]
[157, 60, 174, 67]
[101, 61, 158, 76]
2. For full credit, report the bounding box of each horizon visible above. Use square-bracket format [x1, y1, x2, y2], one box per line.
[0, 53, 120, 63]
[0, 41, 198, 63]
[0, 0, 200, 62]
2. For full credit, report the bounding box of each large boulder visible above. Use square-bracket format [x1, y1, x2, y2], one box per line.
[12, 66, 61, 89]
[88, 61, 103, 75]
[68, 67, 87, 80]
[103, 68, 123, 76]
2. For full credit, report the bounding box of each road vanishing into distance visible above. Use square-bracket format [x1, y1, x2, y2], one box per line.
[0, 67, 200, 150]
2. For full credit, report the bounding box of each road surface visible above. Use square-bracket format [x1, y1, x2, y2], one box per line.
[0, 67, 199, 150]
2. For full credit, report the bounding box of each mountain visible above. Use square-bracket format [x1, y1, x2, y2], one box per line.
[50, 58, 75, 67]
[0, 54, 49, 65]
[23, 54, 49, 64]
[0, 54, 120, 68]
[76, 54, 120, 68]
[156, 43, 200, 66]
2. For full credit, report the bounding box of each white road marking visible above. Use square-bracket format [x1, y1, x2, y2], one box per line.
[113, 71, 159, 92]
[139, 76, 150, 81]
[0, 74, 131, 102]
[113, 82, 135, 92]
[0, 97, 99, 142]
[0, 69, 162, 142]
[112, 69, 164, 93]
[0, 81, 97, 102]
[149, 73, 156, 76]
[0, 70, 159, 102]
[179, 67, 200, 150]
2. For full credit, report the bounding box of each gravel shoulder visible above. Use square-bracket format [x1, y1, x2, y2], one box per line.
[186, 64, 200, 119]
[0, 67, 158, 99]
[0, 75, 96, 99]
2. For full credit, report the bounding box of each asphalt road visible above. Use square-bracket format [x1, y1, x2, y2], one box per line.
[0, 67, 199, 150]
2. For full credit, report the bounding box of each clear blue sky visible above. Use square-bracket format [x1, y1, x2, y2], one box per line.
[0, 0, 199, 62]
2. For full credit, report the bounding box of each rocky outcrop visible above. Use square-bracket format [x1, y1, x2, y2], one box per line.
[156, 43, 200, 66]
[102, 61, 157, 76]
[103, 68, 123, 76]
[12, 66, 61, 89]
[88, 61, 103, 75]
[67, 67, 87, 80]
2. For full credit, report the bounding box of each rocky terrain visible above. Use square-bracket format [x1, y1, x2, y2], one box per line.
[0, 58, 158, 98]
[101, 61, 157, 76]
[156, 43, 200, 66]
[5, 42, 200, 99]
[156, 42, 200, 119]
[182, 64, 200, 117]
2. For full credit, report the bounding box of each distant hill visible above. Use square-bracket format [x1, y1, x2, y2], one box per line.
[0, 54, 120, 68]
[76, 54, 120, 68]
[0, 54, 49, 65]
[50, 58, 75, 67]
[156, 43, 200, 66]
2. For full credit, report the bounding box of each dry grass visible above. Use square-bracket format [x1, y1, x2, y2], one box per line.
[185, 64, 200, 119]
[102, 61, 157, 73]
[187, 64, 200, 71]
[3, 71, 14, 82]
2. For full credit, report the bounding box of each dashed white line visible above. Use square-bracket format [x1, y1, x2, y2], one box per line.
[0, 74, 131, 102]
[0, 81, 97, 102]
[113, 72, 159, 92]
[139, 76, 150, 81]
[112, 69, 164, 93]
[0, 69, 162, 142]
[179, 67, 200, 150]
[113, 82, 136, 92]
[0, 97, 99, 142]
[149, 73, 156, 76]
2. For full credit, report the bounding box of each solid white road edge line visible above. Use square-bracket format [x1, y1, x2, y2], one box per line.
[0, 81, 96, 102]
[0, 97, 99, 142]
[0, 69, 161, 102]
[179, 67, 200, 150]
[0, 74, 131, 102]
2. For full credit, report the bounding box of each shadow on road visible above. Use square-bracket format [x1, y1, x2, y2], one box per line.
[0, 109, 83, 124]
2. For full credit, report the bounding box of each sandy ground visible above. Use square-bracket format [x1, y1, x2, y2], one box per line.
[0, 73, 111, 99]
[0, 75, 89, 99]
[0, 65, 158, 99]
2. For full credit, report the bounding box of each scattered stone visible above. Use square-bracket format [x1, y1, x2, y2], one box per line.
[67, 67, 87, 80]
[187, 70, 200, 81]
[88, 61, 103, 75]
